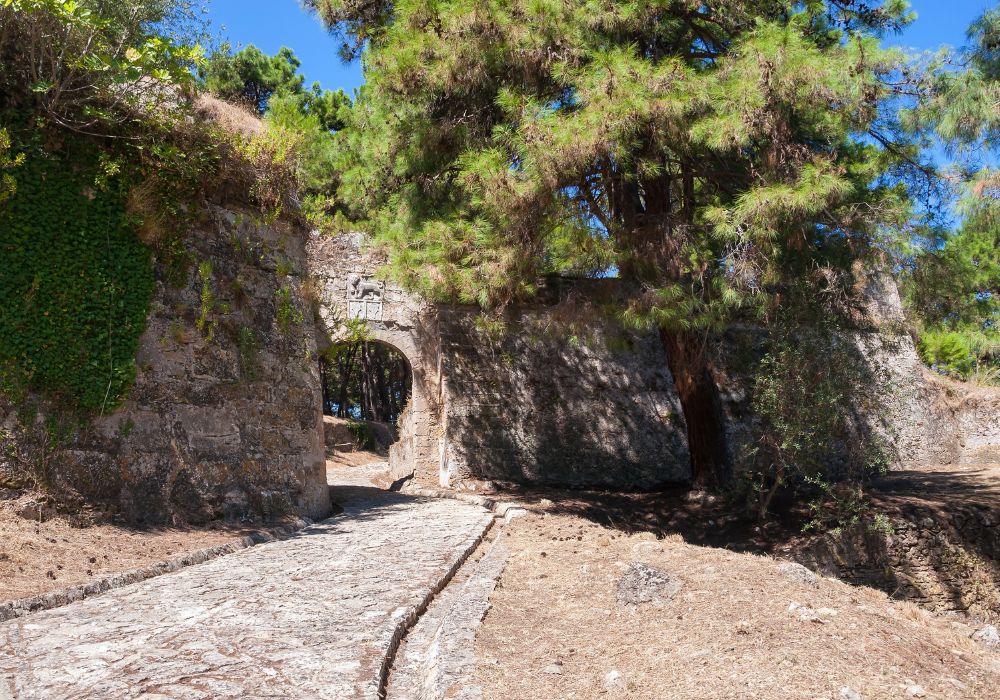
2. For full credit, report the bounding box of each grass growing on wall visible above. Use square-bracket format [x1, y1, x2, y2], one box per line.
[0, 147, 155, 414]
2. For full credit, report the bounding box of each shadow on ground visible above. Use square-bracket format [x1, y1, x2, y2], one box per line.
[477, 464, 1000, 618]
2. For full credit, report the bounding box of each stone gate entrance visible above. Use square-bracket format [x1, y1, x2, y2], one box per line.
[309, 232, 447, 485]
[307, 232, 693, 490]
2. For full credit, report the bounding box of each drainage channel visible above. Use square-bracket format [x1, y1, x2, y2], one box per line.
[379, 505, 524, 699]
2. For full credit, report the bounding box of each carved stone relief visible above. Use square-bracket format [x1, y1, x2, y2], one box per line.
[346, 273, 384, 321]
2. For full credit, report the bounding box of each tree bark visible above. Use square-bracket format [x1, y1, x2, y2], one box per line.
[659, 328, 729, 489]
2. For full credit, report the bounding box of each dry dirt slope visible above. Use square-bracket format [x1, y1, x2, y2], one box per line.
[475, 512, 1000, 700]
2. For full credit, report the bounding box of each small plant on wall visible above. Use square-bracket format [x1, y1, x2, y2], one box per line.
[196, 261, 217, 342]
[275, 285, 304, 331]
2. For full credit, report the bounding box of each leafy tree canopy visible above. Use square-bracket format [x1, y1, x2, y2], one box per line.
[0, 0, 206, 135]
[307, 0, 914, 306]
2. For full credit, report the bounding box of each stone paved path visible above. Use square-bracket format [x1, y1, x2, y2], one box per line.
[0, 484, 495, 700]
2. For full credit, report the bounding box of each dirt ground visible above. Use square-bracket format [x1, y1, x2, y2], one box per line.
[476, 511, 1000, 700]
[0, 501, 256, 602]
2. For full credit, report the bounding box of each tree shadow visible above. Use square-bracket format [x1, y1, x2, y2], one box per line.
[440, 282, 691, 490]
[484, 465, 1000, 618]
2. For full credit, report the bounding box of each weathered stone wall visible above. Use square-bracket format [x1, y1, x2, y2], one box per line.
[856, 277, 1000, 467]
[795, 480, 1000, 620]
[437, 299, 691, 488]
[7, 216, 995, 523]
[307, 237, 1000, 491]
[714, 275, 1000, 472]
[1, 205, 330, 523]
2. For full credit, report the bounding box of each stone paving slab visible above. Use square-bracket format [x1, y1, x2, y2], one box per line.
[0, 485, 495, 700]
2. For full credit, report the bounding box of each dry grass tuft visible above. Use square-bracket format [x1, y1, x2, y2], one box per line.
[897, 600, 932, 626]
[194, 94, 262, 138]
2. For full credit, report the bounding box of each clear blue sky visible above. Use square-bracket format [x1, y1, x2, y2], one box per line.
[205, 0, 995, 95]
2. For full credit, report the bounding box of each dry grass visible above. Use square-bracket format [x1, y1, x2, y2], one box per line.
[896, 600, 932, 626]
[475, 512, 1000, 700]
[0, 498, 256, 602]
[194, 94, 262, 137]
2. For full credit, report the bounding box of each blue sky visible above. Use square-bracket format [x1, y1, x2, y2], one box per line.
[206, 1, 997, 96]
[205, 0, 364, 95]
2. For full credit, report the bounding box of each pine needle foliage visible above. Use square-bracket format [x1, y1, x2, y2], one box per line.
[899, 4, 1000, 384]
[307, 0, 914, 311]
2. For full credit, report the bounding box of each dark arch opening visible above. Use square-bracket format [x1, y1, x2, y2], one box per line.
[320, 339, 412, 426]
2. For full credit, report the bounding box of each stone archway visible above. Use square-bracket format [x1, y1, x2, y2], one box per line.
[308, 232, 447, 485]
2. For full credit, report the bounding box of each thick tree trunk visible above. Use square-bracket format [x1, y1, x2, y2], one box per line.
[659, 328, 729, 489]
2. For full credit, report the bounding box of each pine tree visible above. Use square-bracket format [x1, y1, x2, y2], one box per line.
[901, 4, 1000, 381]
[201, 44, 350, 130]
[306, 0, 915, 486]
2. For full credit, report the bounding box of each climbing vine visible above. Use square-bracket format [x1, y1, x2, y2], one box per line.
[0, 144, 155, 414]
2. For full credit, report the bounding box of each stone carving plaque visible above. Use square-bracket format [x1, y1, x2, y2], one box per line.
[347, 273, 384, 321]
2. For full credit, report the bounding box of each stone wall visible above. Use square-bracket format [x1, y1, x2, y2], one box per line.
[714, 275, 1000, 473]
[308, 235, 690, 489]
[307, 237, 998, 491]
[1, 205, 330, 524]
[437, 299, 691, 488]
[859, 336, 1000, 468]
[11, 220, 995, 524]
[794, 479, 1000, 620]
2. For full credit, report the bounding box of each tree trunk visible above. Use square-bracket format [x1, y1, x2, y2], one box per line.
[319, 357, 330, 415]
[659, 328, 728, 489]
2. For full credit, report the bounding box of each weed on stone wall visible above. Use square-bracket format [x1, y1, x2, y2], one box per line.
[276, 285, 304, 332]
[237, 327, 260, 381]
[196, 260, 217, 341]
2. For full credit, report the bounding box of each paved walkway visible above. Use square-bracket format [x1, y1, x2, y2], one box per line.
[0, 484, 495, 699]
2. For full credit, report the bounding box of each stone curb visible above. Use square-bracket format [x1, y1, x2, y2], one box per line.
[389, 528, 512, 700]
[0, 517, 313, 623]
[372, 488, 521, 699]
[382, 487, 529, 699]
[376, 509, 497, 699]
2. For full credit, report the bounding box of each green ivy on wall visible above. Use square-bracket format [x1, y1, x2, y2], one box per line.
[0, 147, 154, 414]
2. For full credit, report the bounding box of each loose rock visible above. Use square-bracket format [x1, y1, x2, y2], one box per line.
[14, 500, 53, 522]
[615, 562, 682, 609]
[971, 624, 999, 649]
[604, 670, 625, 692]
[777, 561, 819, 587]
[788, 601, 838, 623]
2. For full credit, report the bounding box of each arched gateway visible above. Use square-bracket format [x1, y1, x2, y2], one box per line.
[309, 232, 448, 485]
[307, 231, 693, 490]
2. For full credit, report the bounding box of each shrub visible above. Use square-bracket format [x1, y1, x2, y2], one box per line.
[918, 331, 976, 379]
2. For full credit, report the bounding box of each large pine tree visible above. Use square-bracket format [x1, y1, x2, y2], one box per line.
[307, 0, 915, 486]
